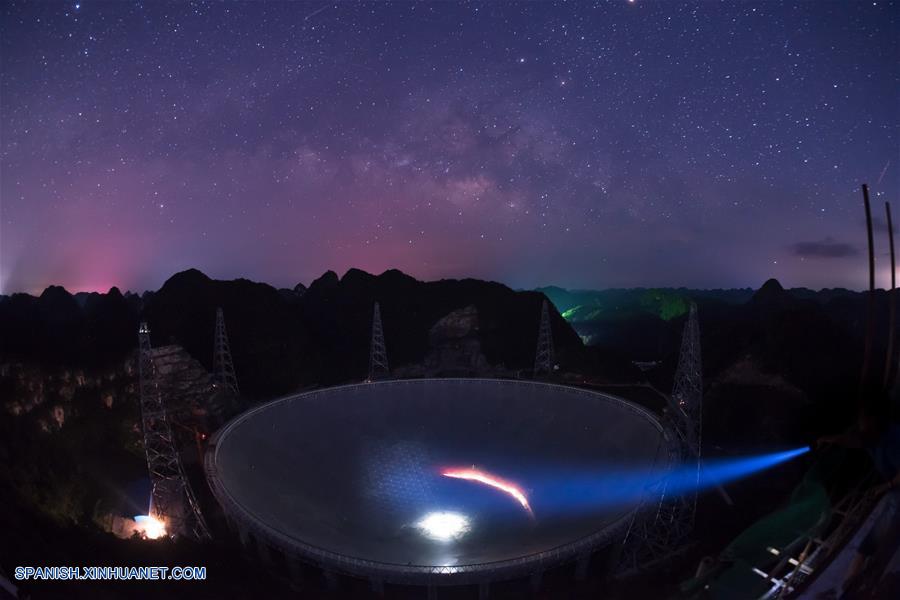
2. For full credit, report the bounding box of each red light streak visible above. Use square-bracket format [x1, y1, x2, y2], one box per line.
[442, 467, 533, 517]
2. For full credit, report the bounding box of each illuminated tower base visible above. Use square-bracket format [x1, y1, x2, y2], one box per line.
[138, 322, 211, 541]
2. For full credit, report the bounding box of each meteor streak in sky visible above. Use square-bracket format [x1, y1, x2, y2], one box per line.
[442, 467, 534, 517]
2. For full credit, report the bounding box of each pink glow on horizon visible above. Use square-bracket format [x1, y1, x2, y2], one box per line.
[442, 467, 534, 517]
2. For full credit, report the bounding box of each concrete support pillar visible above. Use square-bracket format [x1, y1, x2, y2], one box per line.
[235, 522, 250, 546]
[287, 559, 304, 588]
[529, 570, 543, 593]
[323, 570, 339, 592]
[369, 577, 384, 596]
[575, 552, 591, 582]
[426, 584, 438, 600]
[256, 537, 271, 565]
[478, 582, 490, 600]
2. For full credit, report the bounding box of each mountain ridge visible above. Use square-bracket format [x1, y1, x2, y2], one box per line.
[0, 267, 585, 396]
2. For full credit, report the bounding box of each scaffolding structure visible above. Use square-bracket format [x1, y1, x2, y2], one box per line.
[213, 307, 240, 395]
[534, 299, 555, 376]
[368, 302, 390, 381]
[138, 322, 211, 540]
[618, 302, 702, 573]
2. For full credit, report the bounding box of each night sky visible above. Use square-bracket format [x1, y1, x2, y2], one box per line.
[1, 1, 897, 294]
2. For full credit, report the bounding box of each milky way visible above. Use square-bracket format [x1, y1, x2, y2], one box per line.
[1, 1, 897, 294]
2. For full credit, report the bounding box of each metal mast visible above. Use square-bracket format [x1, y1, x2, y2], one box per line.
[617, 302, 702, 573]
[213, 307, 239, 395]
[138, 322, 211, 541]
[883, 202, 896, 389]
[368, 302, 390, 381]
[533, 299, 555, 376]
[860, 183, 876, 405]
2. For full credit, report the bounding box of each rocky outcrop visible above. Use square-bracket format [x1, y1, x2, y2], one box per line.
[423, 305, 491, 375]
[715, 354, 808, 397]
[149, 344, 234, 426]
[1, 361, 132, 430]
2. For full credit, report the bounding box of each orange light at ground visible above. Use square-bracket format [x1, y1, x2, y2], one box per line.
[442, 467, 534, 517]
[134, 515, 167, 539]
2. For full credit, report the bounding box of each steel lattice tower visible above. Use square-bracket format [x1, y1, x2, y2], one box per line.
[138, 322, 211, 541]
[368, 302, 390, 381]
[213, 307, 240, 395]
[617, 302, 702, 574]
[533, 299, 555, 376]
[672, 302, 703, 463]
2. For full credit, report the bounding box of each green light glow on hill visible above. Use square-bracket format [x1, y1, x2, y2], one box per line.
[562, 305, 605, 322]
[558, 291, 688, 323]
[640, 290, 689, 321]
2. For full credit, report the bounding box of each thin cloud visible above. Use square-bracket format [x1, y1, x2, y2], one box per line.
[789, 237, 858, 259]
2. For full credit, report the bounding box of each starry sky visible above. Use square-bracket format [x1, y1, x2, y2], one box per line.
[1, 1, 897, 295]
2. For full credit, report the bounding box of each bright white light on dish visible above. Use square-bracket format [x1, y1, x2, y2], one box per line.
[416, 511, 470, 541]
[135, 515, 167, 539]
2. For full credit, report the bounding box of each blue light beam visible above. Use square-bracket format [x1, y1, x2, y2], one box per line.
[529, 446, 811, 516]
